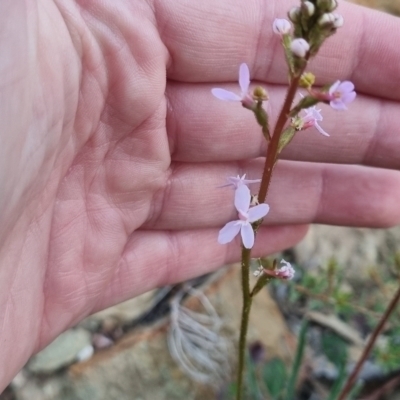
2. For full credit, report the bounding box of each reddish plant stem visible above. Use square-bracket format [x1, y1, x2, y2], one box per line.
[236, 247, 252, 400]
[258, 73, 302, 203]
[337, 285, 400, 400]
[236, 68, 306, 400]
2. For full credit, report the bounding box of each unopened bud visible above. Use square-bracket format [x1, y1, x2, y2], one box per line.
[299, 72, 316, 88]
[272, 18, 291, 35]
[318, 12, 344, 29]
[288, 7, 301, 23]
[290, 38, 310, 58]
[253, 86, 268, 101]
[302, 1, 315, 17]
[333, 14, 344, 28]
[317, 0, 338, 12]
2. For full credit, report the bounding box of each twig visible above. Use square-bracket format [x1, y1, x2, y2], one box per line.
[337, 285, 400, 400]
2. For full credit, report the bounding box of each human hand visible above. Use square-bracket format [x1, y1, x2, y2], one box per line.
[1, 0, 399, 390]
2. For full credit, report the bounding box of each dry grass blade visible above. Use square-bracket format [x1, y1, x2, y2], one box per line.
[168, 285, 231, 385]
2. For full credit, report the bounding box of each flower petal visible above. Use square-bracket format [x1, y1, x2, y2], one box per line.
[329, 80, 340, 94]
[240, 223, 255, 249]
[218, 221, 241, 244]
[338, 81, 355, 93]
[211, 88, 241, 101]
[315, 121, 330, 137]
[248, 204, 270, 222]
[242, 178, 262, 185]
[341, 91, 356, 104]
[234, 185, 251, 213]
[330, 99, 347, 111]
[238, 63, 250, 95]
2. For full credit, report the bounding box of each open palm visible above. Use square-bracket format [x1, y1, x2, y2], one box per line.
[1, 0, 400, 390]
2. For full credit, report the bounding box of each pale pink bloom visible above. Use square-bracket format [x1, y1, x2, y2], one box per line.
[302, 106, 329, 136]
[211, 64, 253, 106]
[262, 259, 295, 280]
[290, 38, 310, 58]
[328, 81, 356, 110]
[218, 174, 261, 190]
[276, 260, 295, 280]
[218, 185, 269, 249]
[272, 18, 291, 35]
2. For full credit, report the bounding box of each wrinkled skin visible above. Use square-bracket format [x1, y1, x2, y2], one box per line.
[1, 0, 400, 390]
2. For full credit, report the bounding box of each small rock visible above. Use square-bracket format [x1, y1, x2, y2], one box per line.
[312, 355, 338, 380]
[27, 329, 92, 374]
[84, 291, 156, 328]
[76, 345, 94, 363]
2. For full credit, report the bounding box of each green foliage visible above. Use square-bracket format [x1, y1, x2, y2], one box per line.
[224, 255, 400, 399]
[373, 326, 400, 372]
[321, 332, 348, 368]
[262, 358, 287, 399]
[285, 320, 308, 400]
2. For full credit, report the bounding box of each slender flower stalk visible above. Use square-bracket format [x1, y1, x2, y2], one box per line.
[210, 6, 356, 398]
[236, 247, 252, 400]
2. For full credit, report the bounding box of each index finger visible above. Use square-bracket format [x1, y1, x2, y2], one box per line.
[156, 0, 400, 100]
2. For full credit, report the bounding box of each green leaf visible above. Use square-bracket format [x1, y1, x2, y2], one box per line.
[285, 320, 308, 400]
[253, 103, 270, 140]
[263, 358, 287, 399]
[321, 332, 347, 368]
[278, 126, 296, 153]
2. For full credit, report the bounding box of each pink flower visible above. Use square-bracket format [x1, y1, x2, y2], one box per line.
[261, 260, 295, 280]
[211, 63, 253, 107]
[301, 106, 329, 137]
[292, 96, 329, 136]
[218, 185, 269, 249]
[290, 38, 310, 58]
[219, 174, 261, 189]
[276, 260, 295, 280]
[328, 81, 356, 110]
[273, 18, 291, 35]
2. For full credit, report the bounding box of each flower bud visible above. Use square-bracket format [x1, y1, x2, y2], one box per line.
[318, 12, 335, 27]
[333, 14, 344, 28]
[317, 0, 338, 12]
[318, 12, 343, 29]
[299, 72, 316, 88]
[288, 6, 301, 23]
[302, 1, 315, 17]
[290, 38, 310, 58]
[272, 18, 291, 35]
[253, 86, 268, 101]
